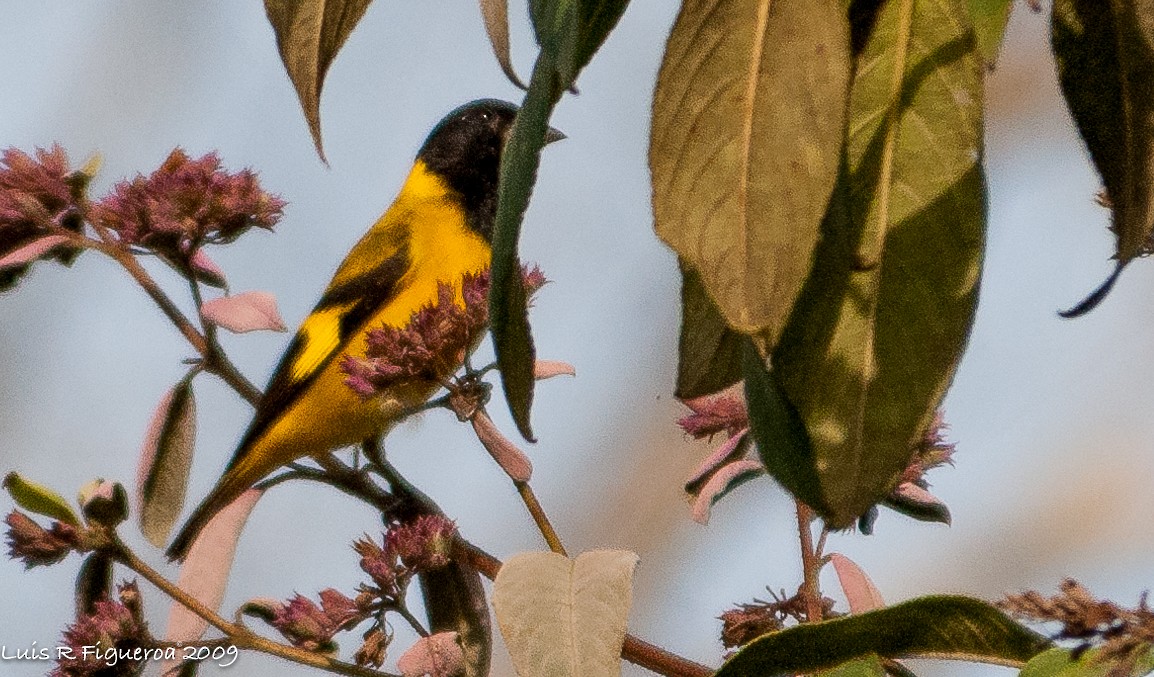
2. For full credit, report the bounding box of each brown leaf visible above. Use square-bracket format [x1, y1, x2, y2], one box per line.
[478, 0, 527, 89]
[263, 0, 373, 162]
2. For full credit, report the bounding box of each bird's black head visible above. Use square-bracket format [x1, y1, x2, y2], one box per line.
[417, 99, 520, 242]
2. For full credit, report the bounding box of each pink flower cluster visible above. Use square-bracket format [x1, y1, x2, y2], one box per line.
[91, 148, 284, 253]
[343, 267, 546, 398]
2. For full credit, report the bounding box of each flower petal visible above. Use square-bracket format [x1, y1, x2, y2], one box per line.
[0, 235, 70, 270]
[690, 459, 765, 525]
[201, 291, 287, 333]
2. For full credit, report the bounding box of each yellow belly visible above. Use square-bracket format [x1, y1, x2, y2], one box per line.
[229, 174, 491, 487]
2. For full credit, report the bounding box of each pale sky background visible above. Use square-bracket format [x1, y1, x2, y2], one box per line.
[1, 2, 1153, 677]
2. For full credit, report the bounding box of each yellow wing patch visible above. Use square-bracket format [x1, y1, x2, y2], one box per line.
[289, 303, 356, 382]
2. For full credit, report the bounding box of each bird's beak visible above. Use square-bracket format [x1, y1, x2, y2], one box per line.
[545, 126, 566, 144]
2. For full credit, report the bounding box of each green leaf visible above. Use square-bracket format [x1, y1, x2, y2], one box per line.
[138, 376, 198, 547]
[567, 0, 630, 86]
[263, 0, 372, 162]
[715, 596, 1050, 676]
[817, 655, 888, 677]
[1052, 0, 1154, 315]
[650, 0, 852, 344]
[967, 0, 1013, 66]
[3, 472, 80, 526]
[770, 0, 986, 527]
[490, 56, 566, 442]
[743, 340, 825, 515]
[1021, 647, 1154, 677]
[419, 562, 493, 677]
[530, 0, 628, 88]
[492, 550, 639, 677]
[478, 0, 527, 89]
[675, 261, 744, 399]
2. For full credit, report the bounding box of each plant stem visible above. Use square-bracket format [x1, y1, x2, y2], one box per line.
[393, 602, 430, 638]
[796, 501, 825, 623]
[515, 481, 567, 556]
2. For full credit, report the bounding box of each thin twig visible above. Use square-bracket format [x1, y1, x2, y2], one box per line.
[796, 501, 824, 623]
[515, 481, 567, 556]
[393, 602, 430, 638]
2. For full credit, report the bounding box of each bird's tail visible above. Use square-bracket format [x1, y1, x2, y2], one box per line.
[164, 467, 254, 562]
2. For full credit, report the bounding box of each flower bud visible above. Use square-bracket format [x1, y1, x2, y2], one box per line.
[77, 479, 129, 527]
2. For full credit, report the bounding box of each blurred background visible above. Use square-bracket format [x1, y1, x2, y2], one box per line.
[2, 1, 1152, 675]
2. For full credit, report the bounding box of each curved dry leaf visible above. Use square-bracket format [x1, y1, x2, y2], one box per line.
[492, 550, 638, 677]
[651, 0, 851, 341]
[829, 553, 885, 614]
[479, 0, 527, 89]
[200, 291, 287, 334]
[0, 235, 70, 270]
[397, 632, 466, 677]
[471, 409, 533, 482]
[690, 458, 764, 525]
[263, 0, 373, 161]
[136, 380, 197, 548]
[163, 489, 263, 662]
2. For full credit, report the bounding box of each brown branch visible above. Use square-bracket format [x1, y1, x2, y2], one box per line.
[515, 481, 567, 556]
[110, 535, 398, 677]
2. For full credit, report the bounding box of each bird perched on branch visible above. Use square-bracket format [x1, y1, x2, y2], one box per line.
[167, 99, 564, 561]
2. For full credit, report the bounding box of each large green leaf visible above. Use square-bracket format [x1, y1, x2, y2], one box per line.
[650, 0, 851, 344]
[768, 0, 985, 527]
[1052, 0, 1154, 316]
[967, 0, 1013, 66]
[1021, 647, 1154, 677]
[490, 57, 565, 442]
[491, 0, 627, 440]
[675, 261, 743, 399]
[743, 340, 824, 515]
[264, 0, 373, 161]
[715, 596, 1049, 676]
[817, 655, 887, 677]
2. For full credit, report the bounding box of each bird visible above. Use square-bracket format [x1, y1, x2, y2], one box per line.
[166, 99, 564, 561]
